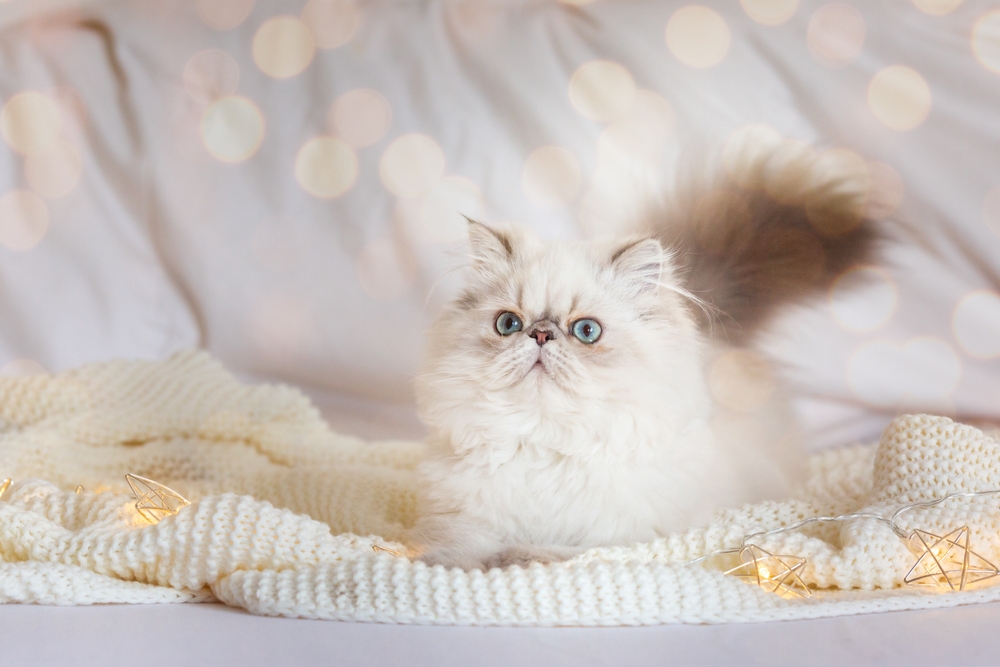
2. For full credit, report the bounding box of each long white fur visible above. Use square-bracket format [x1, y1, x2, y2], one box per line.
[411, 224, 802, 570]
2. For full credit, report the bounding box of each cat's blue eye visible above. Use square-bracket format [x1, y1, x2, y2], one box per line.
[571, 318, 602, 344]
[495, 311, 523, 336]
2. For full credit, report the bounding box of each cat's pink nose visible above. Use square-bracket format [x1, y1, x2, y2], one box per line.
[529, 328, 553, 346]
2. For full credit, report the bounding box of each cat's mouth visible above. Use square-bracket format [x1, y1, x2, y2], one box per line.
[529, 353, 551, 376]
[524, 349, 554, 379]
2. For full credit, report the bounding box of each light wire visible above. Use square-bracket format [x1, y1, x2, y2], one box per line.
[686, 488, 1000, 566]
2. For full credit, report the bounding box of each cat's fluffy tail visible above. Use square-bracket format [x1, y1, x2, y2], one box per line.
[645, 137, 882, 343]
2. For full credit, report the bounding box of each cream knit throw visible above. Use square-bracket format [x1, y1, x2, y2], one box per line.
[2, 351, 1000, 624]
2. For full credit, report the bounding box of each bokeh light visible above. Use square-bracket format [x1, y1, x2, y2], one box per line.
[912, 0, 962, 15]
[849, 337, 960, 408]
[760, 138, 821, 206]
[252, 16, 316, 79]
[708, 349, 775, 412]
[196, 0, 254, 31]
[183, 50, 240, 105]
[392, 197, 424, 243]
[0, 190, 49, 251]
[952, 290, 1000, 359]
[577, 189, 618, 237]
[301, 0, 360, 49]
[568, 60, 636, 123]
[1, 91, 61, 156]
[723, 124, 784, 189]
[294, 136, 358, 199]
[972, 10, 1000, 74]
[328, 89, 392, 148]
[356, 235, 419, 301]
[0, 359, 47, 377]
[687, 189, 752, 255]
[740, 0, 799, 26]
[807, 3, 866, 67]
[665, 6, 731, 69]
[249, 294, 319, 360]
[984, 184, 1000, 237]
[200, 95, 265, 163]
[597, 89, 675, 167]
[806, 148, 870, 236]
[583, 91, 676, 235]
[51, 87, 88, 139]
[420, 175, 486, 244]
[829, 265, 897, 332]
[868, 65, 932, 131]
[379, 134, 446, 198]
[450, 2, 506, 41]
[25, 139, 82, 199]
[865, 160, 905, 219]
[522, 146, 582, 209]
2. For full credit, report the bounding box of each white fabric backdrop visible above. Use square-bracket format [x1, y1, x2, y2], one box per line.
[0, 0, 998, 448]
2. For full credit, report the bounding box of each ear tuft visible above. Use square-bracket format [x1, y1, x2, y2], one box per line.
[611, 238, 664, 293]
[467, 219, 515, 269]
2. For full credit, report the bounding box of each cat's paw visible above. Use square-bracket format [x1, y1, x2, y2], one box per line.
[416, 545, 571, 571]
[416, 548, 489, 572]
[481, 546, 568, 570]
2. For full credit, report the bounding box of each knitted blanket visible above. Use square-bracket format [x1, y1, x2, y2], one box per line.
[2, 351, 1000, 625]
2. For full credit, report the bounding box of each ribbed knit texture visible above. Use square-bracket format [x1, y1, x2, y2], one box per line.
[1, 350, 999, 624]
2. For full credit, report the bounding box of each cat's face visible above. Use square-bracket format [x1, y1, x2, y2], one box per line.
[417, 223, 707, 447]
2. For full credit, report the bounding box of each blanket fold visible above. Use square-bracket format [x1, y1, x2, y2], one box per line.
[1, 350, 999, 624]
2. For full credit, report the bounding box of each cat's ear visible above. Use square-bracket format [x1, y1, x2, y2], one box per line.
[467, 219, 516, 269]
[610, 238, 664, 293]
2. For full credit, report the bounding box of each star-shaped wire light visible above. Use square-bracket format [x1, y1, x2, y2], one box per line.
[904, 526, 1000, 591]
[125, 473, 190, 524]
[724, 545, 813, 599]
[371, 544, 404, 556]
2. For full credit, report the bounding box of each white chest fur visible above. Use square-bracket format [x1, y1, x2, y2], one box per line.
[417, 402, 731, 553]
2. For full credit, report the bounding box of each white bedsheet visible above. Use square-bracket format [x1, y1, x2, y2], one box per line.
[3, 601, 1000, 667]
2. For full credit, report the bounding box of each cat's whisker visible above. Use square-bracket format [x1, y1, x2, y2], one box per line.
[470, 352, 530, 400]
[643, 277, 722, 333]
[415, 362, 500, 387]
[415, 350, 488, 377]
[409, 365, 476, 381]
[473, 371, 508, 402]
[418, 363, 498, 386]
[543, 350, 586, 390]
[416, 356, 488, 379]
[424, 264, 465, 308]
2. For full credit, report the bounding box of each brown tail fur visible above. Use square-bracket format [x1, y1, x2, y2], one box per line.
[643, 140, 881, 343]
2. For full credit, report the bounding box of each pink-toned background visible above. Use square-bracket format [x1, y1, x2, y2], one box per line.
[0, 0, 998, 450]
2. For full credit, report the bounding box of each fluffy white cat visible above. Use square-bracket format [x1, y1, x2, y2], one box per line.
[411, 143, 877, 570]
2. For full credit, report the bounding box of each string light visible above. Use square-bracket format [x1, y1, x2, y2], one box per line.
[0, 474, 188, 523]
[723, 545, 811, 598]
[125, 473, 190, 524]
[6, 472, 1000, 594]
[691, 489, 1000, 597]
[904, 527, 1000, 591]
[371, 544, 404, 556]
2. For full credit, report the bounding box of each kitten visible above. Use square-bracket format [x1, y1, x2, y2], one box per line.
[411, 142, 878, 570]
